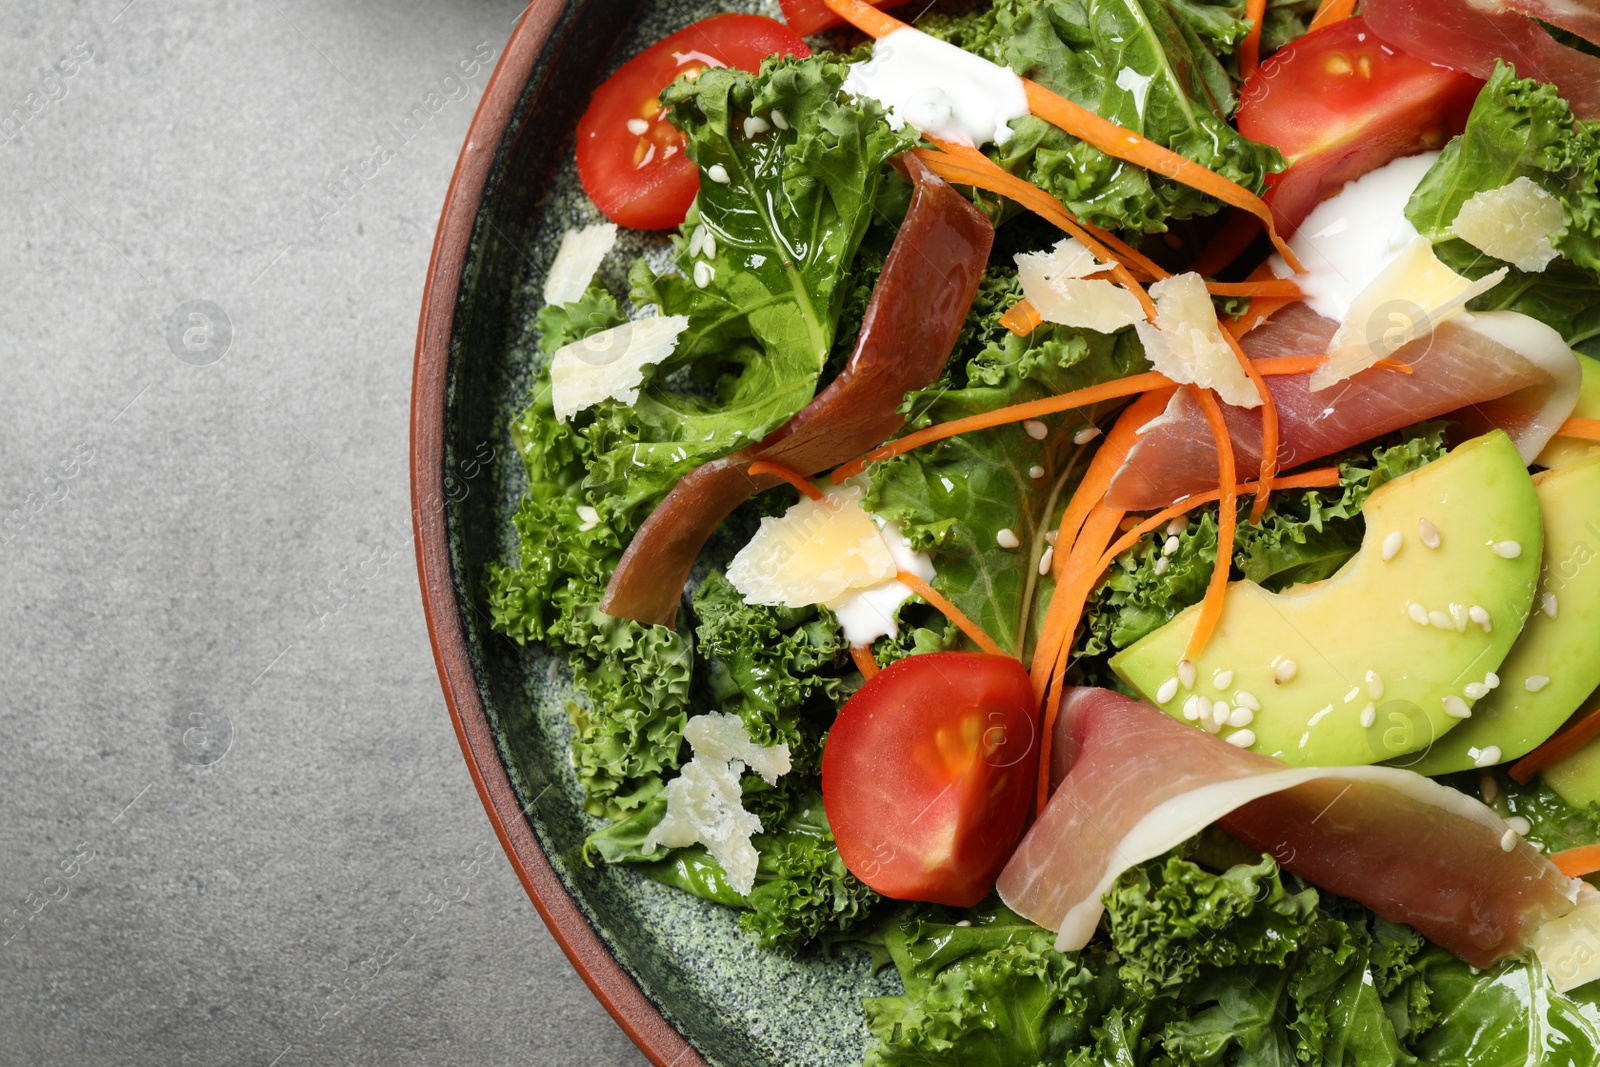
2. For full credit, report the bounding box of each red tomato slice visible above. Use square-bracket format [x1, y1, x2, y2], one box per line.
[575, 15, 809, 231]
[822, 653, 1037, 907]
[1236, 17, 1483, 233]
[777, 0, 915, 36]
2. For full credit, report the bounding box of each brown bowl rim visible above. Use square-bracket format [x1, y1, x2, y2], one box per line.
[409, 6, 708, 1064]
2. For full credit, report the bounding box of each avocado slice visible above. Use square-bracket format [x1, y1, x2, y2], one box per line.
[1537, 352, 1600, 469]
[1110, 431, 1541, 766]
[1409, 454, 1600, 775]
[1541, 712, 1600, 807]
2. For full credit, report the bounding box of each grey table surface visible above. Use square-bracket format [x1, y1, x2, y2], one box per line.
[0, 1, 652, 1063]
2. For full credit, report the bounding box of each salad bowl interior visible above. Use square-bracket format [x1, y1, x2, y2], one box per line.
[412, 1, 895, 1064]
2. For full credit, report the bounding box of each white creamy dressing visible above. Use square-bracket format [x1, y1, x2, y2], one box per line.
[1269, 152, 1439, 321]
[845, 28, 1030, 148]
[828, 519, 935, 647]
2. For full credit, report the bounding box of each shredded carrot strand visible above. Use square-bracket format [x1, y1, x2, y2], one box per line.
[1223, 262, 1297, 339]
[1218, 328, 1277, 523]
[821, 0, 1302, 273]
[1021, 81, 1305, 272]
[1239, 0, 1268, 78]
[1186, 388, 1238, 659]
[1375, 358, 1416, 375]
[1000, 299, 1044, 337]
[747, 460, 825, 501]
[1559, 417, 1600, 442]
[1552, 844, 1600, 879]
[1101, 467, 1341, 563]
[1510, 705, 1600, 783]
[1254, 355, 1325, 376]
[850, 645, 880, 680]
[1190, 213, 1263, 278]
[830, 371, 1175, 483]
[896, 570, 1009, 657]
[1206, 279, 1302, 298]
[1308, 0, 1359, 32]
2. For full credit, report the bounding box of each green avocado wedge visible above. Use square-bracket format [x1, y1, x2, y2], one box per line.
[1111, 432, 1541, 766]
[1542, 720, 1600, 806]
[1537, 352, 1600, 469]
[1409, 454, 1600, 775]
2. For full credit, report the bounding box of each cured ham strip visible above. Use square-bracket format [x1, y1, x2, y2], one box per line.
[997, 687, 1582, 973]
[1105, 302, 1565, 511]
[1364, 0, 1600, 119]
[601, 155, 993, 626]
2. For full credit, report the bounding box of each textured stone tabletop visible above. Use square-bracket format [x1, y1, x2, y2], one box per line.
[0, 1, 649, 1062]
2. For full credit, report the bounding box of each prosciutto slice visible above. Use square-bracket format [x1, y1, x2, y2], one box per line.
[997, 688, 1583, 975]
[601, 154, 993, 626]
[1104, 302, 1572, 511]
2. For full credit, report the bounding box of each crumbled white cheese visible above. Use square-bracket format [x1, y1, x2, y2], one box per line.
[549, 315, 689, 422]
[1015, 237, 1144, 334]
[1312, 237, 1506, 391]
[644, 713, 790, 895]
[726, 480, 897, 609]
[844, 27, 1029, 148]
[1452, 176, 1564, 273]
[1135, 272, 1260, 408]
[542, 222, 618, 306]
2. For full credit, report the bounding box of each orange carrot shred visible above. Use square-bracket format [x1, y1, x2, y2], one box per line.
[1309, 0, 1359, 32]
[1000, 299, 1044, 337]
[1559, 417, 1600, 442]
[1186, 388, 1238, 659]
[1375, 358, 1416, 375]
[747, 460, 825, 501]
[1223, 262, 1298, 339]
[1218, 327, 1277, 523]
[850, 645, 880, 680]
[1510, 704, 1600, 783]
[1551, 844, 1600, 879]
[1205, 279, 1301, 298]
[896, 569, 1009, 657]
[1099, 467, 1341, 564]
[1254, 355, 1325, 376]
[1239, 0, 1268, 78]
[829, 371, 1175, 483]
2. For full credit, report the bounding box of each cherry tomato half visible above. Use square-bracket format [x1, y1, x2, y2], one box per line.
[1236, 17, 1483, 232]
[575, 14, 809, 231]
[822, 652, 1038, 907]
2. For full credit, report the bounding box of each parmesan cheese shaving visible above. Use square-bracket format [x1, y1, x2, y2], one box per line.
[1135, 272, 1260, 408]
[1451, 177, 1564, 273]
[1015, 238, 1144, 334]
[542, 222, 618, 306]
[726, 481, 898, 609]
[1311, 237, 1506, 392]
[549, 315, 689, 422]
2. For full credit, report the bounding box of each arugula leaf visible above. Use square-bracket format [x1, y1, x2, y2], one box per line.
[1407, 63, 1600, 354]
[956, 0, 1280, 233]
[1409, 949, 1600, 1067]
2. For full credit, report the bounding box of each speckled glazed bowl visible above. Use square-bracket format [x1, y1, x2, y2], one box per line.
[410, 2, 896, 1064]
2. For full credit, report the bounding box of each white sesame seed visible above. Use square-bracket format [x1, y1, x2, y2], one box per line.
[1408, 603, 1430, 625]
[1166, 517, 1188, 537]
[702, 232, 716, 259]
[1469, 605, 1492, 632]
[1359, 702, 1376, 729]
[1492, 540, 1522, 559]
[1156, 677, 1180, 704]
[1475, 745, 1503, 768]
[1228, 706, 1255, 728]
[1464, 682, 1490, 700]
[1418, 518, 1441, 549]
[1481, 775, 1499, 804]
[770, 108, 789, 130]
[996, 528, 1021, 549]
[706, 163, 732, 184]
[1525, 675, 1551, 693]
[1226, 729, 1257, 748]
[1381, 531, 1403, 561]
[1044, 530, 1058, 546]
[1178, 659, 1197, 691]
[1542, 591, 1559, 619]
[1508, 816, 1531, 835]
[1366, 670, 1384, 700]
[742, 115, 771, 137]
[1183, 694, 1206, 721]
[1038, 547, 1055, 575]
[693, 260, 715, 288]
[627, 117, 650, 136]
[688, 225, 706, 257]
[1214, 669, 1235, 690]
[1153, 556, 1170, 575]
[1028, 464, 1046, 480]
[1233, 690, 1261, 711]
[1343, 686, 1361, 704]
[1485, 672, 1500, 690]
[1274, 658, 1297, 685]
[1212, 700, 1232, 727]
[576, 504, 601, 531]
[1501, 828, 1518, 852]
[1023, 419, 1048, 440]
[1163, 536, 1181, 556]
[1443, 695, 1472, 719]
[1449, 603, 1469, 632]
[1074, 426, 1102, 444]
[1429, 610, 1453, 630]
[1203, 714, 1224, 735]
